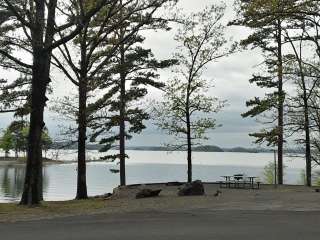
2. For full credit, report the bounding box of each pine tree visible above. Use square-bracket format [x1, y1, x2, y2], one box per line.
[90, 7, 176, 186]
[0, 75, 31, 116]
[52, 0, 177, 196]
[231, 0, 297, 184]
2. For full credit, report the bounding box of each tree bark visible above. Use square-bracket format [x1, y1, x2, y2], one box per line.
[119, 42, 126, 187]
[20, 49, 50, 205]
[75, 25, 89, 199]
[186, 112, 192, 183]
[277, 19, 284, 185]
[301, 75, 312, 186]
[186, 81, 192, 183]
[304, 101, 312, 186]
[76, 80, 88, 199]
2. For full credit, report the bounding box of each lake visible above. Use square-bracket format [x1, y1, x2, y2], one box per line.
[0, 150, 310, 203]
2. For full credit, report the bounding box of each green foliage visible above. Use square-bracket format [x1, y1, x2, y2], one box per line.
[249, 128, 279, 147]
[263, 161, 286, 184]
[231, 0, 293, 146]
[90, 4, 176, 160]
[0, 121, 52, 157]
[153, 78, 223, 148]
[0, 75, 31, 116]
[153, 3, 231, 150]
[299, 170, 320, 186]
[41, 129, 53, 153]
[0, 128, 14, 156]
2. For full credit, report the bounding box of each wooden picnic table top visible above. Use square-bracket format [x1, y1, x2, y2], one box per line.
[220, 175, 259, 181]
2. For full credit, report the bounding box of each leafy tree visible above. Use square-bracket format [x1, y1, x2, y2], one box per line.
[0, 128, 13, 157]
[8, 120, 28, 157]
[263, 161, 286, 184]
[41, 129, 53, 158]
[0, 121, 52, 158]
[275, 1, 320, 186]
[284, 32, 318, 186]
[153, 4, 232, 183]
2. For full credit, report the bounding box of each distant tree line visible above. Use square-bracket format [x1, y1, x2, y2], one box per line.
[0, 120, 52, 158]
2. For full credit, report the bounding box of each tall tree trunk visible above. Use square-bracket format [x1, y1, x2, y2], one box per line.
[186, 112, 192, 183]
[20, 49, 50, 205]
[301, 75, 312, 186]
[277, 19, 284, 185]
[118, 0, 126, 187]
[186, 80, 192, 183]
[304, 104, 312, 186]
[119, 43, 126, 187]
[286, 31, 312, 186]
[76, 80, 88, 199]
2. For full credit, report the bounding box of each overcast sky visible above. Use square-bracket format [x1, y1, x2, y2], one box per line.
[0, 0, 270, 148]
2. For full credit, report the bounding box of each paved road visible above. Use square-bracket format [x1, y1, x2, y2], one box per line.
[1, 210, 320, 240]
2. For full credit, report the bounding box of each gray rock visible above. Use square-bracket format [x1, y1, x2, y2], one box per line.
[92, 193, 112, 199]
[136, 189, 162, 199]
[166, 181, 184, 186]
[178, 180, 205, 196]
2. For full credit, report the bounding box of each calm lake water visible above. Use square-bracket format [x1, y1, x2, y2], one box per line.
[0, 150, 310, 203]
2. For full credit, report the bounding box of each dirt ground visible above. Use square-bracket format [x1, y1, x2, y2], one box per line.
[110, 183, 320, 211]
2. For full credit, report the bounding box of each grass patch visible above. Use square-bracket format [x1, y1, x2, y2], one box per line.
[0, 198, 107, 221]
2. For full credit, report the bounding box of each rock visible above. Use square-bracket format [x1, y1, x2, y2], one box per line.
[166, 181, 184, 186]
[136, 189, 162, 199]
[103, 193, 112, 198]
[214, 190, 222, 197]
[178, 180, 205, 196]
[315, 189, 320, 193]
[92, 193, 112, 199]
[112, 185, 133, 199]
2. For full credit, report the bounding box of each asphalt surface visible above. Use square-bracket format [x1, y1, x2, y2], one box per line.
[1, 210, 320, 240]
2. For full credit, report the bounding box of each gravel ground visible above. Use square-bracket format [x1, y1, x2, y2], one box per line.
[108, 183, 320, 212]
[1, 183, 320, 223]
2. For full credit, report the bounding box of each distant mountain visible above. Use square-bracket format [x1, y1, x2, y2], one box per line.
[193, 145, 224, 152]
[223, 147, 270, 153]
[125, 146, 169, 151]
[50, 143, 224, 152]
[50, 142, 303, 154]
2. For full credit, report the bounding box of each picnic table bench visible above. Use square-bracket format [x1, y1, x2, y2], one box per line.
[219, 174, 260, 189]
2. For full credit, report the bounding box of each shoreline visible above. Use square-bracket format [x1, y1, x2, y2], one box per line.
[0, 156, 109, 165]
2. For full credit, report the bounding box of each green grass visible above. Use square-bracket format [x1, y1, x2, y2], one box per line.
[0, 199, 107, 221]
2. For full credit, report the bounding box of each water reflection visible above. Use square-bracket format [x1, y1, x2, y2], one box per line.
[0, 151, 307, 202]
[0, 165, 49, 201]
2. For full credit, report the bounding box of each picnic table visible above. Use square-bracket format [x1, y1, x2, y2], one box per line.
[219, 174, 260, 189]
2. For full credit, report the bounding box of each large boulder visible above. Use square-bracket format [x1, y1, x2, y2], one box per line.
[136, 189, 162, 199]
[178, 180, 205, 196]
